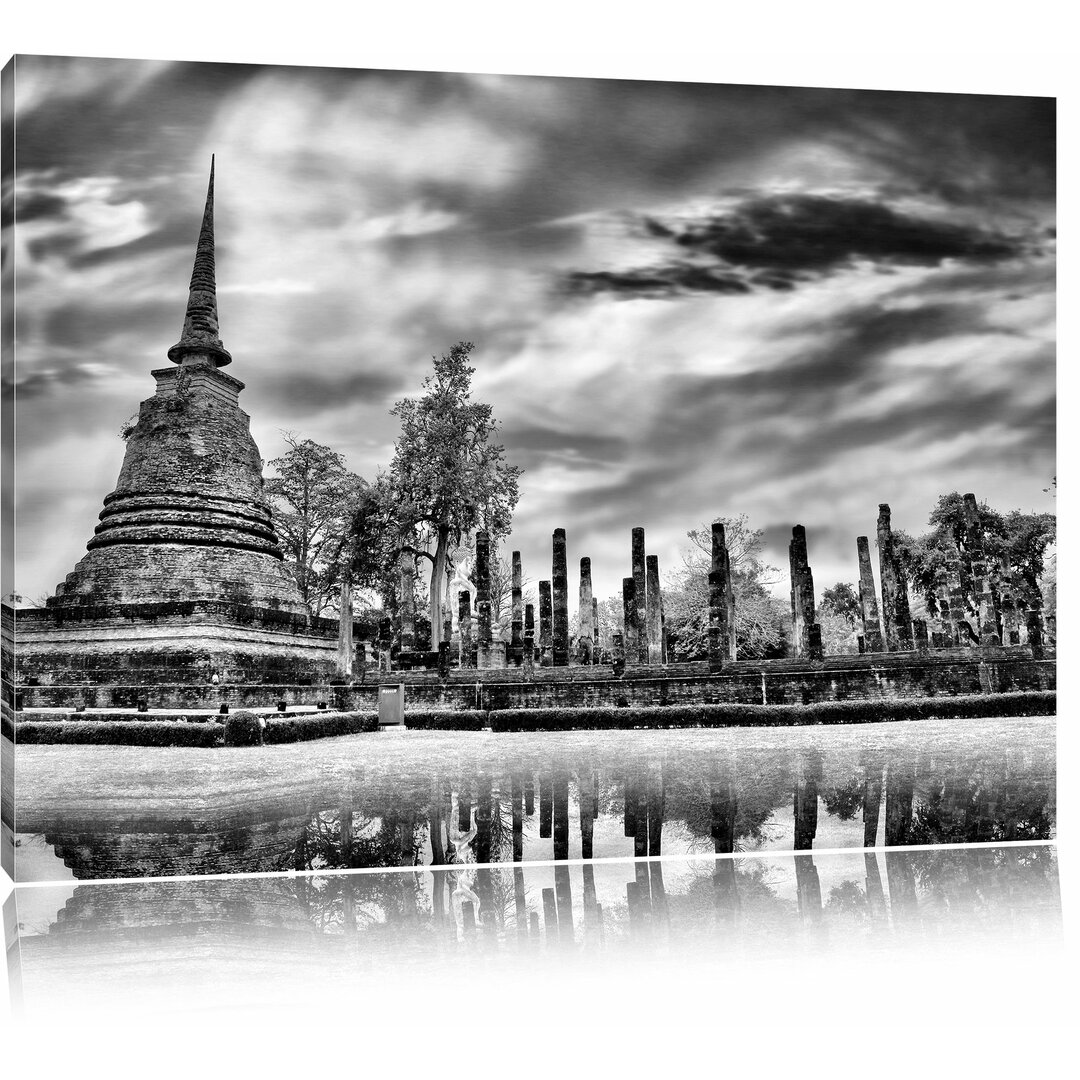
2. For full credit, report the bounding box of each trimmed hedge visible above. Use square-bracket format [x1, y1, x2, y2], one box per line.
[487, 690, 1056, 731]
[224, 710, 263, 747]
[17, 711, 223, 724]
[263, 710, 378, 743]
[13, 721, 222, 747]
[404, 710, 488, 731]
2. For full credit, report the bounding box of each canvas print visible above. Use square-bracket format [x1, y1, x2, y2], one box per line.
[0, 57, 1055, 891]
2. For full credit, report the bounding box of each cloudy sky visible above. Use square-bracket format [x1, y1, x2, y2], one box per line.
[4, 56, 1056, 606]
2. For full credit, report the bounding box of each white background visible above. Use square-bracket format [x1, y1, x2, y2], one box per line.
[1, 3, 1075, 1075]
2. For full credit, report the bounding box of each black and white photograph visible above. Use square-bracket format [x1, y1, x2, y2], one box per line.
[0, 13, 1070, 1071]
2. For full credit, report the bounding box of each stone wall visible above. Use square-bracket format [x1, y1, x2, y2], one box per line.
[17, 648, 1054, 711]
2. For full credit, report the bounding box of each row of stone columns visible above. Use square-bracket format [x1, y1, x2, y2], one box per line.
[621, 526, 665, 667]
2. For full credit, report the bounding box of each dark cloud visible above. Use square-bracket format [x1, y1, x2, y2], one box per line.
[17, 191, 67, 222]
[563, 194, 1034, 299]
[69, 217, 197, 269]
[564, 263, 751, 300]
[43, 299, 176, 350]
[503, 424, 628, 470]
[669, 194, 1024, 271]
[251, 369, 408, 416]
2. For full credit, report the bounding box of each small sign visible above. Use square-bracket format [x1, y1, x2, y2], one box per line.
[378, 683, 405, 727]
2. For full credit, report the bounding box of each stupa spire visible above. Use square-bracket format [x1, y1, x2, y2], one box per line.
[167, 155, 232, 367]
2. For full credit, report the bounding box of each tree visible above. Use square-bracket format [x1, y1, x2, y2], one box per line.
[663, 514, 787, 660]
[265, 434, 367, 617]
[820, 583, 860, 627]
[893, 492, 1056, 639]
[385, 342, 522, 651]
[819, 582, 861, 654]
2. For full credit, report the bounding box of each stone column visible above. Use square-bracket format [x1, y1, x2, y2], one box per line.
[876, 504, 913, 651]
[945, 543, 976, 644]
[997, 554, 1021, 646]
[934, 564, 958, 646]
[398, 553, 416, 653]
[622, 576, 639, 666]
[538, 581, 553, 667]
[788, 525, 820, 659]
[646, 554, 663, 665]
[592, 597, 599, 653]
[708, 522, 733, 669]
[475, 530, 492, 647]
[336, 577, 353, 679]
[631, 527, 648, 665]
[577, 557, 595, 664]
[552, 529, 569, 666]
[912, 619, 929, 650]
[510, 550, 524, 665]
[458, 590, 474, 669]
[856, 536, 883, 652]
[963, 493, 1000, 645]
[523, 602, 536, 677]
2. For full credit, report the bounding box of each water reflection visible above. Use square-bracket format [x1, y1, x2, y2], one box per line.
[5, 846, 1062, 1020]
[15, 719, 1055, 880]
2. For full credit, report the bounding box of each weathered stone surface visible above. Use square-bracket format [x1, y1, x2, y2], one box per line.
[458, 590, 474, 669]
[577, 557, 594, 664]
[523, 602, 536, 676]
[510, 550, 523, 665]
[646, 554, 663, 665]
[538, 582, 553, 667]
[475, 530, 492, 647]
[856, 536, 883, 652]
[913, 619, 929, 651]
[631, 528, 648, 665]
[963, 493, 1000, 645]
[708, 522, 733, 669]
[552, 529, 569, 666]
[788, 525, 819, 659]
[19, 162, 340, 691]
[876, 504, 913, 651]
[622, 576, 639, 666]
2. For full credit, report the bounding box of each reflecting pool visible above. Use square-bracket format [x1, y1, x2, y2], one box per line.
[14, 715, 1054, 880]
[5, 845, 1062, 1021]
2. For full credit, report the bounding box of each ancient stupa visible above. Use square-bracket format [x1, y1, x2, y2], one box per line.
[15, 160, 340, 697]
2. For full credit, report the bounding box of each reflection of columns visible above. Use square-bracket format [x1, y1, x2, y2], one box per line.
[862, 755, 883, 848]
[647, 761, 664, 857]
[794, 750, 822, 850]
[794, 853, 823, 924]
[510, 550, 523, 665]
[552, 770, 570, 860]
[554, 864, 574, 945]
[632, 527, 648, 665]
[623, 774, 637, 838]
[538, 581, 553, 667]
[710, 761, 737, 855]
[514, 866, 527, 941]
[577, 557, 595, 664]
[885, 758, 915, 846]
[712, 857, 740, 925]
[524, 772, 535, 817]
[578, 768, 596, 860]
[539, 768, 553, 838]
[552, 529, 570, 666]
[429, 780, 446, 866]
[511, 772, 523, 862]
[863, 852, 887, 918]
[856, 536, 884, 652]
[646, 555, 663, 665]
[457, 785, 472, 832]
[542, 888, 558, 944]
[633, 770, 648, 858]
[582, 863, 602, 936]
[885, 849, 919, 922]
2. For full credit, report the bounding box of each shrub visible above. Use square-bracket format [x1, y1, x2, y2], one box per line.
[404, 710, 488, 731]
[223, 710, 264, 747]
[14, 721, 221, 747]
[486, 690, 1055, 731]
[262, 710, 378, 744]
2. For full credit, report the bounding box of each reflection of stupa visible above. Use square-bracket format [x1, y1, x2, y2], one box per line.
[15, 160, 340, 693]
